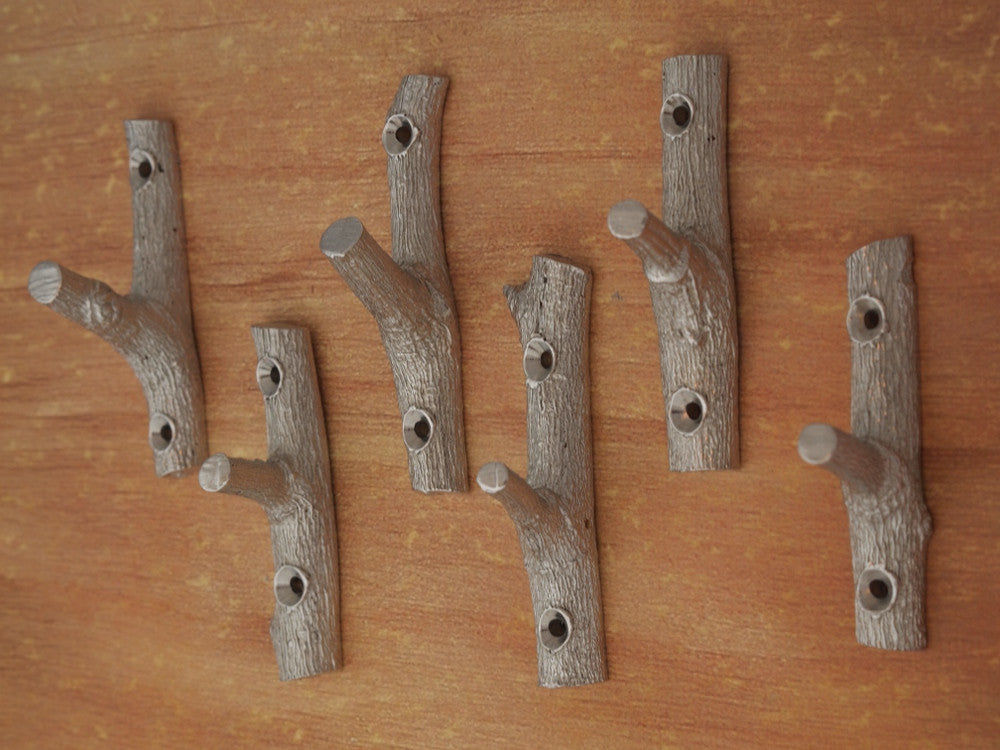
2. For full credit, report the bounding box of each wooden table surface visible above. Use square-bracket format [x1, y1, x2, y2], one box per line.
[2, 1, 998, 747]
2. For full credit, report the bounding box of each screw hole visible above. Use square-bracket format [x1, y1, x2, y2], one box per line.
[256, 357, 283, 398]
[668, 388, 707, 435]
[672, 103, 691, 128]
[413, 418, 431, 441]
[847, 295, 886, 344]
[538, 607, 571, 652]
[402, 407, 434, 451]
[868, 579, 889, 600]
[858, 566, 897, 613]
[864, 308, 881, 330]
[148, 413, 176, 452]
[274, 565, 308, 608]
[395, 122, 412, 147]
[661, 93, 694, 137]
[382, 114, 418, 156]
[523, 337, 556, 386]
[130, 149, 157, 187]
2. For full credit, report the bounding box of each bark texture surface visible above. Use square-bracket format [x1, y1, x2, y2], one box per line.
[200, 325, 341, 679]
[844, 237, 931, 650]
[27, 120, 206, 477]
[321, 74, 467, 493]
[479, 255, 606, 688]
[655, 54, 739, 470]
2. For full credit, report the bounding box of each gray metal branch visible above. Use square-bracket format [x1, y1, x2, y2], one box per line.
[27, 120, 207, 478]
[798, 236, 932, 650]
[608, 54, 739, 471]
[200, 325, 341, 680]
[320, 74, 467, 493]
[478, 255, 606, 689]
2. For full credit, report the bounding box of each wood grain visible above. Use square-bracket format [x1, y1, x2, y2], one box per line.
[1, 0, 998, 747]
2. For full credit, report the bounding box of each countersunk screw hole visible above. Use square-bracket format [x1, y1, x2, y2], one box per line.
[274, 565, 308, 608]
[382, 114, 417, 156]
[402, 408, 434, 451]
[523, 337, 556, 385]
[148, 414, 176, 452]
[669, 388, 707, 435]
[858, 566, 897, 613]
[847, 295, 887, 344]
[538, 607, 571, 652]
[661, 93, 694, 137]
[256, 357, 283, 398]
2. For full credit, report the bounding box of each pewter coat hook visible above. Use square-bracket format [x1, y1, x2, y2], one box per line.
[28, 120, 207, 477]
[200, 325, 341, 680]
[478, 255, 607, 689]
[320, 74, 468, 493]
[798, 236, 931, 650]
[608, 54, 739, 471]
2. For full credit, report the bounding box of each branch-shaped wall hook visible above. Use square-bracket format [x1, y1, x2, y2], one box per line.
[608, 54, 738, 471]
[199, 325, 341, 680]
[320, 74, 467, 493]
[798, 236, 931, 650]
[27, 120, 207, 477]
[477, 255, 606, 689]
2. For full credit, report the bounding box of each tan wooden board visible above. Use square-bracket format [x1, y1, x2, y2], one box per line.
[1, 1, 998, 746]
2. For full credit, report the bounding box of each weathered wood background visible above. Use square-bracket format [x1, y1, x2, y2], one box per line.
[2, 1, 998, 746]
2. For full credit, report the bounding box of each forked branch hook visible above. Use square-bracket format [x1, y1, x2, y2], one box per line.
[27, 120, 207, 477]
[320, 75, 467, 493]
[608, 54, 739, 471]
[798, 236, 932, 650]
[200, 325, 341, 680]
[478, 255, 606, 689]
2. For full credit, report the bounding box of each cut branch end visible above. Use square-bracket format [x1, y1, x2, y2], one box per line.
[320, 217, 366, 259]
[199, 452, 232, 493]
[28, 261, 63, 304]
